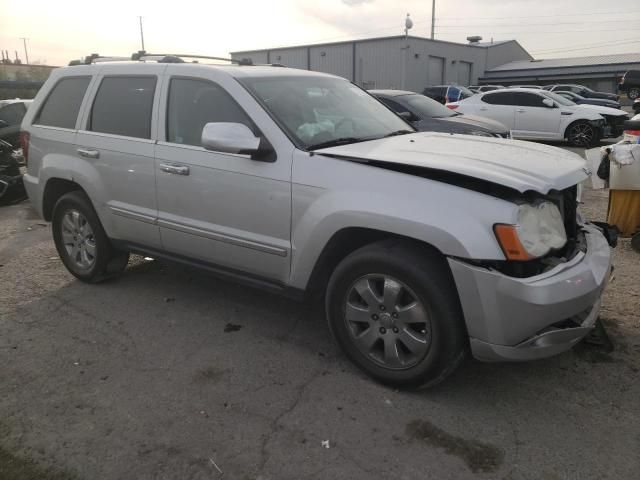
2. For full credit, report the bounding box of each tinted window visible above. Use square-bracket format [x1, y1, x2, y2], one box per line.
[481, 92, 514, 105]
[512, 92, 546, 107]
[167, 78, 255, 147]
[0, 103, 26, 126]
[378, 98, 406, 114]
[90, 76, 156, 139]
[35, 77, 90, 129]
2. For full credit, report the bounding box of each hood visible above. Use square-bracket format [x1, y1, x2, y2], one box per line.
[572, 103, 628, 116]
[440, 113, 509, 134]
[316, 132, 588, 194]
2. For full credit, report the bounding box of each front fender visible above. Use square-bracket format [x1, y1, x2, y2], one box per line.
[289, 179, 516, 290]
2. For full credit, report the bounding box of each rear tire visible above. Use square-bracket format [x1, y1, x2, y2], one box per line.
[52, 191, 129, 283]
[325, 240, 467, 389]
[566, 121, 599, 147]
[628, 88, 640, 100]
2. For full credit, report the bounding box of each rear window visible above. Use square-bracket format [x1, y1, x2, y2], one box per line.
[35, 77, 91, 129]
[89, 76, 156, 139]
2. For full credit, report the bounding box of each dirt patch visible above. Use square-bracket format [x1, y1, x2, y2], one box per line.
[0, 445, 78, 480]
[193, 366, 225, 384]
[224, 323, 242, 333]
[406, 419, 504, 473]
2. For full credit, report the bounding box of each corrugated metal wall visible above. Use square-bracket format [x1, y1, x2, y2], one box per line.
[310, 44, 353, 81]
[231, 37, 532, 91]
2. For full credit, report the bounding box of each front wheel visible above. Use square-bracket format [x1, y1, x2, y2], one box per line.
[628, 88, 640, 100]
[566, 121, 599, 147]
[325, 240, 467, 389]
[52, 191, 129, 283]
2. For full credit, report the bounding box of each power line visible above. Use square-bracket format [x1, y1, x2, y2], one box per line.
[436, 10, 634, 20]
[436, 28, 639, 35]
[435, 19, 636, 28]
[531, 39, 640, 55]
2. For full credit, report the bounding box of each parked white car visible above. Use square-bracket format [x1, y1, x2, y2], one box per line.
[448, 88, 628, 146]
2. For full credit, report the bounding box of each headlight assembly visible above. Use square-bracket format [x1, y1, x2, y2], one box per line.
[494, 201, 567, 260]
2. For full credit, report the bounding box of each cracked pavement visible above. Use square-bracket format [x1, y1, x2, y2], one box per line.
[1, 170, 640, 479]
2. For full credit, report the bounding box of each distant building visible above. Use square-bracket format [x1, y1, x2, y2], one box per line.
[231, 36, 638, 94]
[480, 53, 640, 93]
[0, 64, 56, 100]
[231, 35, 532, 93]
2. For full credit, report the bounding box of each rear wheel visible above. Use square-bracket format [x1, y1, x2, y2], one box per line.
[628, 88, 640, 100]
[567, 121, 599, 147]
[326, 240, 467, 388]
[52, 191, 129, 283]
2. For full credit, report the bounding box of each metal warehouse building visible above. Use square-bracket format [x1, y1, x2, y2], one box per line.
[480, 53, 640, 93]
[231, 36, 532, 93]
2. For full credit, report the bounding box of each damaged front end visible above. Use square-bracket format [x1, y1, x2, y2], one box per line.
[0, 139, 26, 206]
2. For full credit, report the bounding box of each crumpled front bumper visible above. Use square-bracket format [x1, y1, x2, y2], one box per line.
[448, 223, 612, 362]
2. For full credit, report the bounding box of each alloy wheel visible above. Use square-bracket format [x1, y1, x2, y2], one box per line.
[60, 209, 96, 269]
[343, 274, 431, 370]
[568, 123, 595, 147]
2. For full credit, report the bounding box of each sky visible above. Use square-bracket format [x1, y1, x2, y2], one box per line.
[0, 0, 638, 66]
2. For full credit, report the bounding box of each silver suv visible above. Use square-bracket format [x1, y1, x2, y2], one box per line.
[22, 58, 613, 387]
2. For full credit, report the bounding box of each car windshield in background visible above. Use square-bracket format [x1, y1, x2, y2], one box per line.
[239, 76, 413, 150]
[403, 94, 456, 118]
[541, 91, 576, 106]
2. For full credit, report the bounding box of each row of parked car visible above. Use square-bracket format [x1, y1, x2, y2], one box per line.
[413, 83, 628, 147]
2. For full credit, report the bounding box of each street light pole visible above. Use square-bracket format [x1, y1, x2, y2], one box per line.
[430, 0, 436, 40]
[138, 16, 145, 51]
[19, 37, 29, 64]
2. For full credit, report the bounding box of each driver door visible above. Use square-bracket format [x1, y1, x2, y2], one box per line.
[154, 68, 293, 283]
[512, 92, 561, 139]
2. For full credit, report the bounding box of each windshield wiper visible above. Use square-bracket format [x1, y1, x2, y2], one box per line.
[307, 137, 364, 151]
[383, 129, 413, 138]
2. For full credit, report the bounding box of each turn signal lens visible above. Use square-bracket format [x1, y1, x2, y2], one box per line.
[493, 224, 533, 261]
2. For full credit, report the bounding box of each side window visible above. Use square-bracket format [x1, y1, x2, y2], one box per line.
[90, 76, 156, 139]
[512, 92, 546, 107]
[166, 78, 255, 147]
[0, 103, 26, 126]
[554, 86, 569, 92]
[379, 98, 406, 114]
[34, 77, 90, 129]
[481, 92, 514, 105]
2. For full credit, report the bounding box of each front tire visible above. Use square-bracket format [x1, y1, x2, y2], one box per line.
[52, 191, 129, 283]
[628, 88, 640, 100]
[566, 121, 599, 147]
[326, 240, 467, 389]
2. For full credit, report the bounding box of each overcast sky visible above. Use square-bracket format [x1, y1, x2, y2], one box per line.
[0, 0, 638, 66]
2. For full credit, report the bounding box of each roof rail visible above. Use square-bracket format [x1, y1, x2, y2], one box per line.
[130, 51, 254, 65]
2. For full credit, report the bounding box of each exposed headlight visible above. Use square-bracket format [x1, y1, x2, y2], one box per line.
[494, 201, 567, 260]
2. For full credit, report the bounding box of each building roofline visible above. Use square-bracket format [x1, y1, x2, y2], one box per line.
[485, 61, 639, 75]
[231, 35, 521, 55]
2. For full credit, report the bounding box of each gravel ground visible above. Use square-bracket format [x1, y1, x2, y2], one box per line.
[1, 149, 639, 480]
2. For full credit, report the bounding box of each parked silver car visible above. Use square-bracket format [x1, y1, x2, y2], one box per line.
[21, 58, 613, 387]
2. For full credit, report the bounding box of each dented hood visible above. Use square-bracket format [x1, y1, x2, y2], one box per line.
[316, 132, 589, 194]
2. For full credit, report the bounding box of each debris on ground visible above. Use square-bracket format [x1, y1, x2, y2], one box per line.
[223, 323, 242, 333]
[321, 440, 330, 449]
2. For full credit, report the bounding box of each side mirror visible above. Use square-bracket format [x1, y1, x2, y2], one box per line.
[201, 122, 270, 159]
[398, 111, 417, 122]
[0, 120, 8, 128]
[542, 98, 555, 108]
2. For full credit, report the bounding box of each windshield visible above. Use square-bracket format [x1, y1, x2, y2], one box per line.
[403, 94, 456, 118]
[541, 91, 576, 106]
[238, 76, 413, 149]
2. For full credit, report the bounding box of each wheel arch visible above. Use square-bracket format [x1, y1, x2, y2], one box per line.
[42, 178, 88, 221]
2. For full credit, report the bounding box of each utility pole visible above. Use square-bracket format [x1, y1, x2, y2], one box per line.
[430, 0, 436, 40]
[138, 16, 145, 51]
[19, 37, 29, 64]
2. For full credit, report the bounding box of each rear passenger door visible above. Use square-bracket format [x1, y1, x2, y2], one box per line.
[477, 92, 516, 131]
[76, 64, 165, 248]
[154, 67, 293, 283]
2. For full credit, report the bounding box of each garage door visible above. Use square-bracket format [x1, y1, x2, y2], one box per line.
[458, 61, 472, 86]
[428, 56, 445, 86]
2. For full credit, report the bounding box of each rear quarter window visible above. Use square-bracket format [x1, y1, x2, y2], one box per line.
[34, 77, 91, 129]
[89, 76, 157, 139]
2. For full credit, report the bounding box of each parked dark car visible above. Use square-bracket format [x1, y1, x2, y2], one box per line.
[371, 89, 509, 138]
[422, 85, 475, 104]
[619, 70, 640, 100]
[543, 84, 618, 102]
[0, 99, 32, 147]
[555, 90, 622, 109]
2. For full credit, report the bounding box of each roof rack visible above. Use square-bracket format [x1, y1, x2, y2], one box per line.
[68, 51, 274, 67]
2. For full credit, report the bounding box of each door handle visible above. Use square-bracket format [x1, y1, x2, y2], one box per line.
[77, 148, 100, 159]
[516, 109, 525, 113]
[159, 163, 190, 176]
